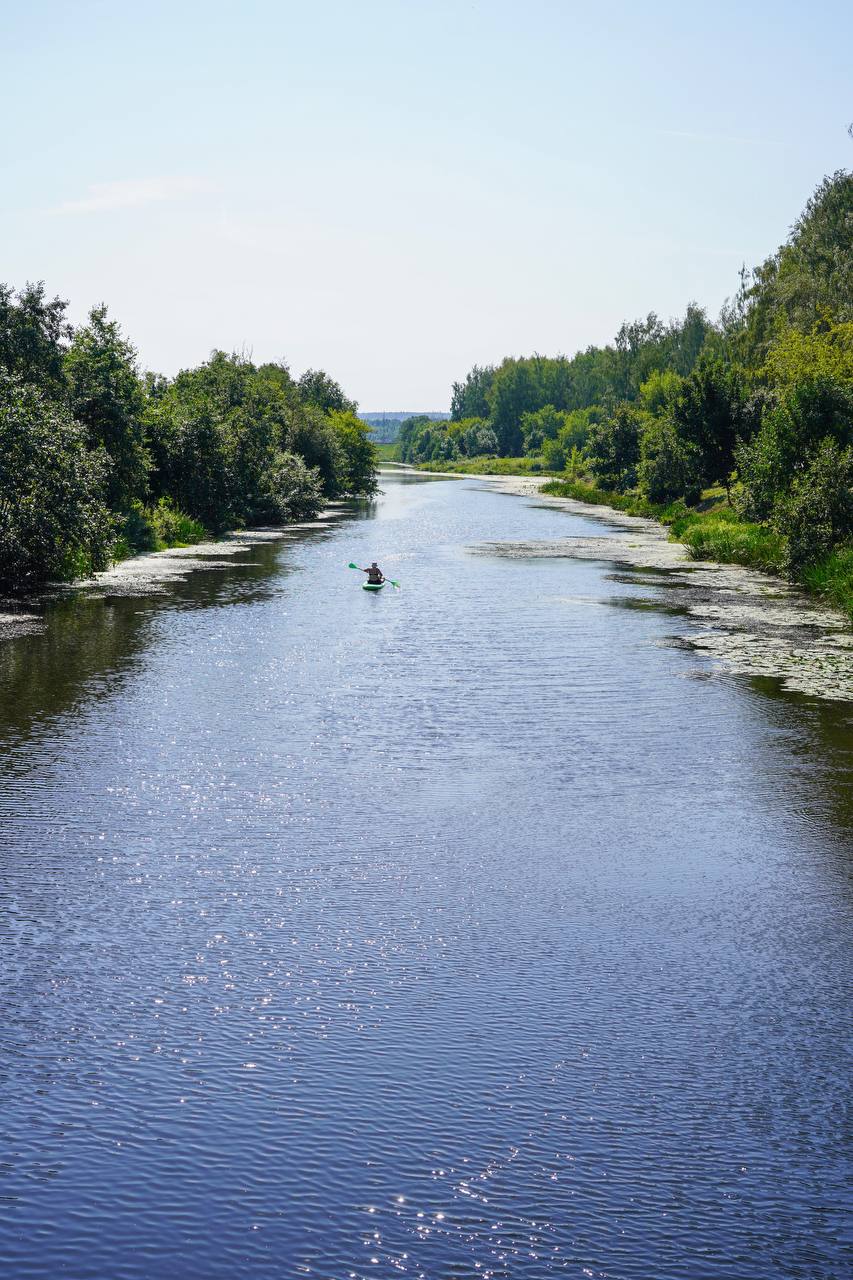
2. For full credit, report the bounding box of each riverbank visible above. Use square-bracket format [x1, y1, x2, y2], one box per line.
[397, 465, 853, 700]
[411, 461, 853, 622]
[469, 473, 852, 701]
[0, 507, 347, 641]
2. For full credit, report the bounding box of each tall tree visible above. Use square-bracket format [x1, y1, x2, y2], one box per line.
[0, 375, 113, 590]
[0, 281, 71, 394]
[297, 368, 356, 415]
[65, 306, 148, 509]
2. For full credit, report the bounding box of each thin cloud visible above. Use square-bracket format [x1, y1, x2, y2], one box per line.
[655, 128, 768, 146]
[50, 176, 216, 214]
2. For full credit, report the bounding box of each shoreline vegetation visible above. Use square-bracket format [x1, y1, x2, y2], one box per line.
[393, 171, 853, 622]
[0, 290, 377, 595]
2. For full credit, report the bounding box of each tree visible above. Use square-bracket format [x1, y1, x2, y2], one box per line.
[671, 358, 754, 493]
[638, 418, 703, 505]
[451, 364, 494, 420]
[521, 404, 564, 453]
[0, 281, 71, 394]
[329, 411, 378, 494]
[487, 359, 539, 454]
[0, 376, 113, 591]
[587, 404, 643, 492]
[638, 368, 682, 416]
[65, 305, 149, 509]
[146, 396, 231, 530]
[773, 438, 853, 571]
[733, 171, 853, 363]
[259, 452, 323, 522]
[297, 368, 356, 415]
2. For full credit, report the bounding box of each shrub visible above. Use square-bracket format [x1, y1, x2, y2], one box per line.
[264, 452, 324, 521]
[0, 375, 114, 590]
[772, 438, 853, 571]
[638, 417, 703, 505]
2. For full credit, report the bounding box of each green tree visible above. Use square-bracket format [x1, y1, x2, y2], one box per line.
[451, 364, 494, 420]
[65, 305, 149, 509]
[0, 281, 71, 394]
[671, 358, 754, 493]
[587, 404, 643, 492]
[329, 411, 378, 494]
[487, 359, 539, 454]
[638, 368, 683, 416]
[0, 376, 113, 591]
[638, 417, 703, 505]
[297, 368, 356, 415]
[772, 437, 853, 571]
[521, 404, 564, 453]
[731, 171, 853, 362]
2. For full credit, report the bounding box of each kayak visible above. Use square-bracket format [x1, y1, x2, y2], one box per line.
[362, 580, 385, 591]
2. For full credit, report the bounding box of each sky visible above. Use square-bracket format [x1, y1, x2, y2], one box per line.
[2, 0, 851, 410]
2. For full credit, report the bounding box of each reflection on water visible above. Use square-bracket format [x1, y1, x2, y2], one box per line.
[0, 473, 850, 1280]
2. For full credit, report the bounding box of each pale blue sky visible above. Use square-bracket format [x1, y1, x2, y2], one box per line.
[2, 0, 850, 407]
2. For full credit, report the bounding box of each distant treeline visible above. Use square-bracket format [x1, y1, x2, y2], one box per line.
[398, 171, 853, 608]
[0, 294, 377, 593]
[362, 411, 449, 443]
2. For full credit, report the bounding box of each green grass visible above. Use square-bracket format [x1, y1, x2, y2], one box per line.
[540, 478, 680, 521]
[112, 499, 208, 561]
[668, 509, 786, 573]
[417, 455, 555, 475]
[800, 546, 853, 621]
[374, 442, 399, 461]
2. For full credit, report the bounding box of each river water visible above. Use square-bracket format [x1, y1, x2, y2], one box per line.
[1, 471, 850, 1280]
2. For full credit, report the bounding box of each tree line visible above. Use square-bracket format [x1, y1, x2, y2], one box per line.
[398, 171, 852, 594]
[0, 291, 377, 592]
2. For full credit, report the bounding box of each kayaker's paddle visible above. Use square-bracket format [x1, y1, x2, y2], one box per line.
[347, 562, 400, 589]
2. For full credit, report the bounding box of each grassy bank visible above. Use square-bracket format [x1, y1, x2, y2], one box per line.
[112, 499, 209, 561]
[541, 478, 852, 621]
[417, 455, 556, 476]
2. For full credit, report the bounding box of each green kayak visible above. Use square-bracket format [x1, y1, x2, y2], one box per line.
[362, 580, 385, 591]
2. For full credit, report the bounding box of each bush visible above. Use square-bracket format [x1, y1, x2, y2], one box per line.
[800, 545, 853, 620]
[264, 452, 324, 521]
[587, 404, 643, 492]
[772, 438, 853, 571]
[0, 375, 114, 591]
[638, 417, 703, 505]
[669, 510, 785, 572]
[541, 437, 566, 471]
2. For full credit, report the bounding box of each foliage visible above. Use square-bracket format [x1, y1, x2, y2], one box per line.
[728, 171, 852, 363]
[113, 499, 207, 558]
[669, 509, 786, 573]
[263, 451, 324, 521]
[669, 357, 755, 490]
[328, 410, 379, 495]
[65, 305, 149, 509]
[638, 417, 703, 505]
[0, 376, 114, 591]
[800, 547, 853, 621]
[586, 404, 644, 492]
[297, 368, 357, 415]
[772, 438, 853, 571]
[0, 281, 71, 394]
[451, 364, 494, 420]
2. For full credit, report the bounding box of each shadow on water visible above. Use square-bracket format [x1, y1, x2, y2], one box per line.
[0, 524, 340, 750]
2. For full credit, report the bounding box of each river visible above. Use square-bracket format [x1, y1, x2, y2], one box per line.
[1, 470, 850, 1279]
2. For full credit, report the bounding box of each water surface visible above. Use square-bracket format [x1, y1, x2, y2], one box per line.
[1, 472, 850, 1279]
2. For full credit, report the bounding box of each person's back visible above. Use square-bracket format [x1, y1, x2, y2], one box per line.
[365, 562, 384, 584]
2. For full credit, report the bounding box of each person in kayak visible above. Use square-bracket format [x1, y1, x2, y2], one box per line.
[362, 562, 385, 585]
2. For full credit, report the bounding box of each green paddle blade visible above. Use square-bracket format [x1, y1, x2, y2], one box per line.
[348, 562, 360, 569]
